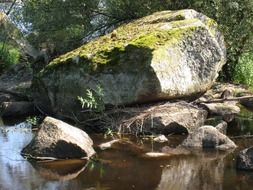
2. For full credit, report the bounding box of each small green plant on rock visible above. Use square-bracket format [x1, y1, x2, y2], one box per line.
[104, 128, 114, 139]
[26, 116, 39, 126]
[77, 84, 105, 112]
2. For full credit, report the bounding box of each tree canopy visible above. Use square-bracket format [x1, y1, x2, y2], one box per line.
[21, 0, 100, 56]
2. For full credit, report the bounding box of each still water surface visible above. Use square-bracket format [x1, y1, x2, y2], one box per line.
[1, 115, 253, 190]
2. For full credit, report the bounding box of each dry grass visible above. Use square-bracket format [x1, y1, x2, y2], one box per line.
[76, 101, 192, 135]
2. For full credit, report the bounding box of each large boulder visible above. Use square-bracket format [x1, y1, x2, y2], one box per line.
[181, 125, 237, 150]
[21, 117, 95, 159]
[236, 147, 253, 171]
[32, 9, 226, 118]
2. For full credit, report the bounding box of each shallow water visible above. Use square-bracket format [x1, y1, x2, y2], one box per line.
[1, 116, 253, 190]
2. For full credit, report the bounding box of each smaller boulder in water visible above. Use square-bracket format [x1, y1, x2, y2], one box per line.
[236, 147, 253, 171]
[181, 125, 237, 150]
[21, 117, 95, 160]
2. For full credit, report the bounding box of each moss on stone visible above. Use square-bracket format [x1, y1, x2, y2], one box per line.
[45, 10, 215, 74]
[205, 18, 218, 37]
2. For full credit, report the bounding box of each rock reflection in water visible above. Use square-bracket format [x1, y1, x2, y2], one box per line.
[156, 150, 232, 190]
[31, 159, 88, 181]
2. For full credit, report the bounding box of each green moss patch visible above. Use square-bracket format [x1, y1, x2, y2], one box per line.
[45, 11, 215, 74]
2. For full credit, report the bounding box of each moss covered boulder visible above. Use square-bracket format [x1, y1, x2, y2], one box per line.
[32, 9, 226, 118]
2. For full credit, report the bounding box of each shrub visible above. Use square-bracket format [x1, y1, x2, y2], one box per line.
[233, 52, 253, 87]
[77, 85, 105, 112]
[0, 42, 20, 73]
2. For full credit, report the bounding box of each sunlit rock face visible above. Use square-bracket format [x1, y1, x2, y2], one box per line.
[32, 9, 226, 119]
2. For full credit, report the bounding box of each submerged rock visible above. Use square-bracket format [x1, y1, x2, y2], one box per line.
[161, 146, 191, 155]
[99, 139, 146, 155]
[143, 146, 191, 158]
[21, 117, 95, 160]
[236, 147, 253, 171]
[153, 135, 168, 143]
[98, 139, 121, 150]
[143, 152, 171, 158]
[32, 9, 226, 119]
[181, 125, 237, 150]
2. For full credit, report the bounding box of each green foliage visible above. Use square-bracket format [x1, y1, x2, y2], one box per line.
[104, 0, 166, 21]
[25, 116, 39, 126]
[0, 42, 20, 72]
[200, 0, 253, 81]
[104, 128, 114, 139]
[22, 0, 100, 55]
[233, 52, 253, 87]
[77, 85, 105, 112]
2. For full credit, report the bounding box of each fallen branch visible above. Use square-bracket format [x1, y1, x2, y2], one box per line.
[230, 135, 253, 139]
[198, 95, 253, 104]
